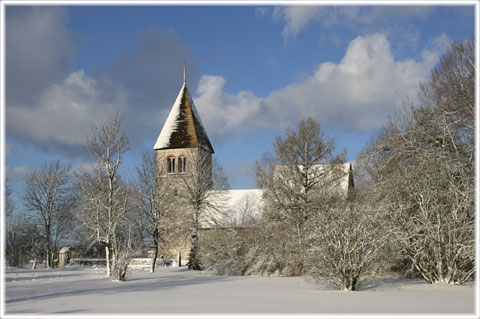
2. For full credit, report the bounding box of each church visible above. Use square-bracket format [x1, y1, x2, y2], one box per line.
[153, 66, 353, 260]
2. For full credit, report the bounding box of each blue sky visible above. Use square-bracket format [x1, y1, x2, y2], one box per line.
[4, 4, 476, 196]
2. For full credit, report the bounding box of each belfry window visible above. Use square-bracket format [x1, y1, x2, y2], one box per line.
[167, 157, 175, 173]
[179, 156, 186, 173]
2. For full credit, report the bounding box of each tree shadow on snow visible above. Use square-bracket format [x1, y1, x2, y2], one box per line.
[6, 269, 241, 305]
[5, 273, 80, 283]
[358, 277, 426, 291]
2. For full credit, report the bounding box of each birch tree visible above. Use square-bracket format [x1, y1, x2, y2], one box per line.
[23, 161, 72, 268]
[75, 113, 131, 280]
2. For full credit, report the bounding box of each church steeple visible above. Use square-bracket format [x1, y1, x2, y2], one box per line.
[183, 62, 186, 85]
[153, 66, 214, 154]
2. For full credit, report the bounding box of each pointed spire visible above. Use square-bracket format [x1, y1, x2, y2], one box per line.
[153, 65, 214, 153]
[183, 62, 186, 85]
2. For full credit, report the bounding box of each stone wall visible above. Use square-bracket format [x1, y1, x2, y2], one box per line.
[155, 146, 213, 259]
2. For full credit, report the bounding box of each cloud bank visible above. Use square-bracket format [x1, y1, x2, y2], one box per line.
[8, 71, 128, 151]
[195, 33, 448, 136]
[6, 7, 75, 107]
[6, 7, 449, 160]
[6, 7, 197, 158]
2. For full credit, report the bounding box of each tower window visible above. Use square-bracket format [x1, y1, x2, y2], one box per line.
[167, 157, 175, 173]
[179, 156, 186, 173]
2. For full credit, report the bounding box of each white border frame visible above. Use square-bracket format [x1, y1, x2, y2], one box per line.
[0, 1, 478, 319]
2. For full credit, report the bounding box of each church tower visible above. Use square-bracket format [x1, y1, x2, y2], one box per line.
[153, 66, 214, 260]
[154, 65, 214, 189]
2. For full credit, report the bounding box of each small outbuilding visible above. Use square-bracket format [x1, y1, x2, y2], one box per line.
[58, 246, 71, 267]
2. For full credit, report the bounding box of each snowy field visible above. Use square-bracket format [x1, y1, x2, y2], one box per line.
[4, 265, 476, 316]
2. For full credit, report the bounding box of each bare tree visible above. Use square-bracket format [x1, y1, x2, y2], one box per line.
[134, 149, 173, 272]
[305, 196, 387, 291]
[75, 113, 131, 280]
[23, 161, 72, 268]
[255, 117, 347, 275]
[5, 180, 15, 218]
[363, 39, 475, 284]
[5, 182, 20, 266]
[5, 182, 30, 268]
[179, 149, 229, 270]
[6, 213, 44, 268]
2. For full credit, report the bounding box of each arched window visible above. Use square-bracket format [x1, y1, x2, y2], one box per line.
[167, 157, 175, 174]
[178, 156, 186, 173]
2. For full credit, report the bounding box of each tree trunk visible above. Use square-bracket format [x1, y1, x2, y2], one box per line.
[45, 223, 52, 269]
[150, 245, 158, 273]
[45, 247, 51, 269]
[188, 226, 200, 270]
[111, 251, 117, 277]
[32, 259, 37, 270]
[50, 252, 56, 268]
[105, 245, 111, 276]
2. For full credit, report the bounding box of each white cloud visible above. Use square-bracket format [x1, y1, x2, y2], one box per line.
[272, 6, 323, 41]
[421, 33, 450, 66]
[7, 70, 128, 148]
[6, 165, 30, 182]
[195, 76, 262, 136]
[264, 6, 435, 42]
[195, 33, 446, 134]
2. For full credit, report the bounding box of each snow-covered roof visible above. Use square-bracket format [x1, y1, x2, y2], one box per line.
[273, 162, 354, 197]
[200, 162, 354, 228]
[154, 81, 214, 153]
[59, 247, 71, 253]
[310, 162, 353, 196]
[199, 164, 354, 229]
[200, 189, 264, 228]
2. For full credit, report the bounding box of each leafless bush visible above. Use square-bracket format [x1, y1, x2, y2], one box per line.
[305, 198, 388, 291]
[200, 227, 247, 275]
[111, 237, 140, 281]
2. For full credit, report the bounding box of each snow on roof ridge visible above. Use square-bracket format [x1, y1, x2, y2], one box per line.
[153, 83, 186, 150]
[154, 80, 214, 152]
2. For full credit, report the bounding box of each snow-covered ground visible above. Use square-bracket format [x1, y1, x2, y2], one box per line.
[4, 265, 476, 315]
